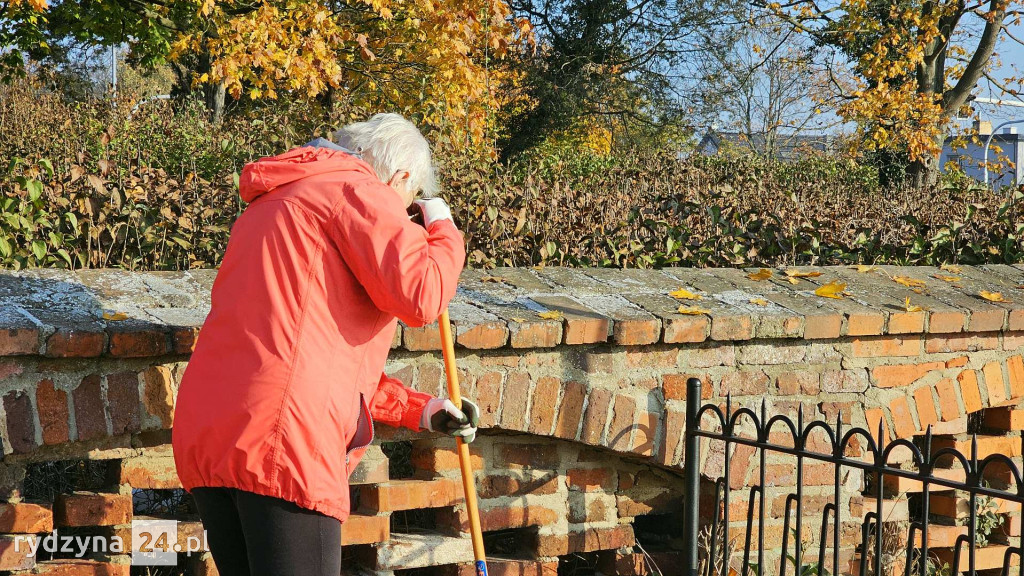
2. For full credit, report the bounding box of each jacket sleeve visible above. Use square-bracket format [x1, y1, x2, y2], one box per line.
[370, 373, 433, 430]
[329, 179, 466, 327]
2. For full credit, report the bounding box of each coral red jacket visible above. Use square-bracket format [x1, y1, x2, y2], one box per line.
[172, 145, 465, 522]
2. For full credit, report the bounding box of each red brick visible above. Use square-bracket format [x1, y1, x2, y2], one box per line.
[872, 361, 943, 388]
[608, 394, 637, 451]
[341, 513, 389, 545]
[119, 455, 182, 489]
[913, 387, 938, 429]
[927, 310, 967, 333]
[569, 525, 635, 553]
[934, 378, 961, 421]
[983, 361, 1008, 406]
[984, 407, 1024, 431]
[728, 444, 757, 489]
[945, 355, 969, 368]
[931, 435, 1023, 459]
[804, 314, 843, 339]
[777, 372, 819, 395]
[631, 410, 656, 456]
[416, 363, 444, 396]
[967, 309, 1007, 332]
[499, 443, 561, 469]
[190, 553, 219, 576]
[173, 326, 200, 354]
[580, 388, 614, 446]
[926, 332, 1000, 353]
[73, 374, 107, 440]
[864, 407, 890, 445]
[141, 365, 175, 429]
[107, 329, 167, 357]
[710, 315, 753, 341]
[613, 318, 661, 345]
[456, 321, 508, 349]
[657, 407, 685, 466]
[1009, 355, 1024, 399]
[45, 329, 104, 357]
[888, 310, 926, 334]
[449, 559, 558, 576]
[563, 317, 610, 345]
[54, 492, 131, 526]
[499, 372, 531, 431]
[958, 369, 984, 413]
[528, 377, 560, 435]
[409, 441, 484, 473]
[509, 321, 561, 348]
[480, 505, 559, 531]
[818, 401, 856, 424]
[403, 323, 442, 351]
[889, 396, 916, 438]
[0, 535, 36, 571]
[475, 371, 502, 428]
[480, 474, 560, 499]
[554, 380, 586, 440]
[0, 327, 38, 355]
[847, 312, 886, 336]
[35, 379, 69, 445]
[720, 370, 769, 396]
[105, 372, 140, 435]
[357, 478, 462, 512]
[662, 373, 710, 400]
[663, 315, 709, 343]
[851, 336, 921, 357]
[32, 559, 128, 576]
[568, 467, 615, 492]
[3, 390, 36, 453]
[0, 502, 52, 533]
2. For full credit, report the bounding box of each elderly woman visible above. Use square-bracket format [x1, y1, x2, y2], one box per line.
[172, 113, 478, 576]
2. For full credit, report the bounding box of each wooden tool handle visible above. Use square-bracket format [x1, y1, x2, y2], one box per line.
[438, 309, 488, 575]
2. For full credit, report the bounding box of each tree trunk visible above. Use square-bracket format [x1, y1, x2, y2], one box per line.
[205, 81, 226, 125]
[906, 149, 941, 188]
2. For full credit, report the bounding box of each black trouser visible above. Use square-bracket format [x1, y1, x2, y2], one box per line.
[191, 487, 342, 576]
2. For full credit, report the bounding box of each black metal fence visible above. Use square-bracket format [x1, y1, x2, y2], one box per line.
[681, 377, 1024, 576]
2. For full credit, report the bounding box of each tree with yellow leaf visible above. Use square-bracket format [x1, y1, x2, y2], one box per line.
[761, 0, 1024, 187]
[2, 0, 529, 150]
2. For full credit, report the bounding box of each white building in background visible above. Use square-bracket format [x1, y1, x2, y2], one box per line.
[940, 120, 1024, 189]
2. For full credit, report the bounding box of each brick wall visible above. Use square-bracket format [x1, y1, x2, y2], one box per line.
[3, 265, 1024, 575]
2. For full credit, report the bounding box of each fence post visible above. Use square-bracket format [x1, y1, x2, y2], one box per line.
[683, 377, 702, 576]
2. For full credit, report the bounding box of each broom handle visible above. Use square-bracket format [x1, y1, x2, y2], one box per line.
[438, 309, 489, 575]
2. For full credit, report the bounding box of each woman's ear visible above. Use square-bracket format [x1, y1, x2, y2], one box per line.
[387, 170, 411, 187]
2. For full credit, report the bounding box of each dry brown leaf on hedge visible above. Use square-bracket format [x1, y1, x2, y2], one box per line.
[941, 263, 963, 274]
[669, 288, 702, 300]
[480, 276, 506, 283]
[747, 268, 772, 281]
[677, 305, 711, 315]
[893, 276, 925, 288]
[980, 291, 1009, 302]
[932, 274, 961, 282]
[785, 269, 823, 278]
[904, 297, 924, 312]
[537, 310, 563, 319]
[102, 311, 129, 321]
[853, 265, 877, 273]
[814, 281, 846, 299]
[750, 298, 769, 306]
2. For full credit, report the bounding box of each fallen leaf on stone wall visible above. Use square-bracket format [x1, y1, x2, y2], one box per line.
[537, 310, 563, 319]
[480, 276, 506, 283]
[814, 281, 846, 299]
[510, 317, 527, 323]
[853, 265, 877, 273]
[669, 288, 702, 300]
[785, 269, 823, 278]
[677, 305, 711, 315]
[941, 263, 963, 274]
[980, 291, 1008, 302]
[750, 298, 769, 306]
[904, 297, 924, 312]
[747, 268, 772, 281]
[893, 276, 925, 288]
[102, 311, 129, 321]
[786, 277, 800, 284]
[932, 274, 961, 282]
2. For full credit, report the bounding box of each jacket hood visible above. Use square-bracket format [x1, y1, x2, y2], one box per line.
[238, 145, 375, 203]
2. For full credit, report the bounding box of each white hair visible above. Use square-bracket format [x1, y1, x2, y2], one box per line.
[333, 113, 438, 198]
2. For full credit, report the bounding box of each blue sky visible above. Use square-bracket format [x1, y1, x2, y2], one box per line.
[971, 22, 1024, 127]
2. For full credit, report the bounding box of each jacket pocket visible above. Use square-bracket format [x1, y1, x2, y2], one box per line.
[345, 392, 374, 477]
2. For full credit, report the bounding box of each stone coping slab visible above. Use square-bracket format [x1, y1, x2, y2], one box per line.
[1, 265, 1024, 356]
